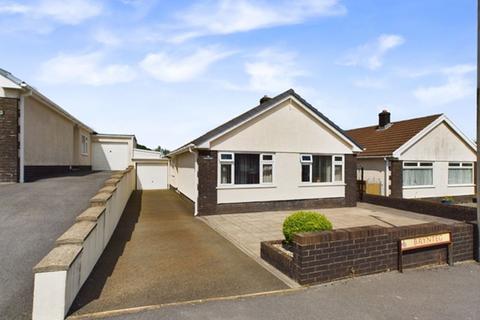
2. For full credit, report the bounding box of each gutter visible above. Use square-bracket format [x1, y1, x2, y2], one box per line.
[167, 143, 196, 157]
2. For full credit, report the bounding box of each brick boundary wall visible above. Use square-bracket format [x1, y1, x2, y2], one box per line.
[362, 194, 476, 222]
[197, 151, 357, 215]
[0, 97, 19, 182]
[261, 222, 474, 285]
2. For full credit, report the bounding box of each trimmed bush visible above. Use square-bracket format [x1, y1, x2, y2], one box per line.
[283, 211, 333, 243]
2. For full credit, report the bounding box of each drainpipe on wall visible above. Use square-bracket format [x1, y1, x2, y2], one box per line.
[188, 146, 199, 216]
[383, 157, 389, 196]
[18, 85, 32, 183]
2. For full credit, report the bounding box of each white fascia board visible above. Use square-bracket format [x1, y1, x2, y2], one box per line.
[0, 74, 21, 89]
[392, 115, 477, 158]
[167, 144, 196, 157]
[197, 95, 362, 152]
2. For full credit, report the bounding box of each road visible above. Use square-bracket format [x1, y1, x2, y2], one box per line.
[77, 262, 480, 320]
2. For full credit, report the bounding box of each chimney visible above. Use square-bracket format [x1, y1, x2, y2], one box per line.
[259, 95, 271, 104]
[378, 109, 391, 128]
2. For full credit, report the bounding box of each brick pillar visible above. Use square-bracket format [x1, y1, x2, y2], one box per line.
[197, 150, 218, 215]
[389, 160, 403, 198]
[344, 154, 357, 206]
[0, 97, 19, 182]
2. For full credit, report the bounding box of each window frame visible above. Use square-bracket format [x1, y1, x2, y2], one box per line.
[218, 152, 275, 187]
[300, 154, 344, 185]
[448, 162, 474, 186]
[81, 134, 89, 156]
[402, 161, 434, 188]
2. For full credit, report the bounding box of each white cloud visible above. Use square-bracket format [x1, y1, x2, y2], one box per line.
[39, 52, 136, 86]
[168, 0, 346, 43]
[227, 49, 305, 92]
[93, 29, 122, 47]
[339, 34, 405, 70]
[0, 0, 101, 25]
[413, 64, 476, 106]
[352, 77, 386, 89]
[140, 47, 234, 82]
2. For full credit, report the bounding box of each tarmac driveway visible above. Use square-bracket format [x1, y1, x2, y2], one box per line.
[70, 190, 287, 317]
[0, 171, 110, 320]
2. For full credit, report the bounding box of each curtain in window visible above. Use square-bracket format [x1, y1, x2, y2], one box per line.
[235, 154, 260, 184]
[448, 168, 472, 185]
[403, 169, 433, 186]
[312, 156, 332, 183]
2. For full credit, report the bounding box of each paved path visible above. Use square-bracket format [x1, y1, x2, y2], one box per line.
[0, 171, 110, 320]
[72, 262, 480, 320]
[202, 202, 456, 269]
[70, 190, 287, 316]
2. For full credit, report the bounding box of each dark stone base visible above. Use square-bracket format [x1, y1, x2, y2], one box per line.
[200, 197, 351, 215]
[24, 165, 92, 182]
[421, 195, 476, 204]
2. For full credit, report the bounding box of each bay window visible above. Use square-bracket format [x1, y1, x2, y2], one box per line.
[403, 162, 433, 187]
[219, 152, 274, 185]
[448, 162, 473, 185]
[300, 154, 344, 183]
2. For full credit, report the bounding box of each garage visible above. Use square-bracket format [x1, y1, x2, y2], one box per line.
[136, 160, 169, 190]
[92, 142, 130, 171]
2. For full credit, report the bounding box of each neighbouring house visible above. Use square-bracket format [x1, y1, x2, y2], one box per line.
[0, 68, 168, 185]
[346, 110, 477, 200]
[168, 89, 363, 215]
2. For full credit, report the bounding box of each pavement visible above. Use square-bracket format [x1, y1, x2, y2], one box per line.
[69, 262, 480, 320]
[0, 171, 111, 320]
[202, 202, 457, 267]
[69, 190, 287, 316]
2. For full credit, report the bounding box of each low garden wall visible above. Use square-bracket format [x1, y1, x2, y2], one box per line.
[261, 222, 474, 285]
[32, 166, 135, 320]
[362, 194, 476, 222]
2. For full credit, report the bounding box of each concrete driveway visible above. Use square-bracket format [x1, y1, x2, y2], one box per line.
[0, 171, 110, 320]
[70, 190, 287, 317]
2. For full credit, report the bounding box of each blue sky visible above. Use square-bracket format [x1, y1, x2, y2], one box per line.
[0, 0, 476, 149]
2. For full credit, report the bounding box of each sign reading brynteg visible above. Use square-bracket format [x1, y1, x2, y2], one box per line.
[401, 233, 451, 251]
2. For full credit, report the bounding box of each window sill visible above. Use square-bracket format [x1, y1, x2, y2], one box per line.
[447, 184, 475, 188]
[298, 183, 346, 187]
[81, 153, 89, 157]
[217, 184, 277, 190]
[403, 185, 435, 189]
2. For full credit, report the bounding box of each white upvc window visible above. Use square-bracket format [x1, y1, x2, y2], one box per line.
[300, 154, 344, 184]
[403, 162, 433, 187]
[448, 162, 473, 185]
[219, 152, 234, 185]
[218, 152, 275, 186]
[81, 134, 89, 155]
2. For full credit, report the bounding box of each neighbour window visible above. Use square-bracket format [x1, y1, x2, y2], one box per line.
[300, 155, 343, 183]
[81, 135, 88, 155]
[448, 162, 473, 185]
[403, 162, 433, 186]
[219, 152, 275, 185]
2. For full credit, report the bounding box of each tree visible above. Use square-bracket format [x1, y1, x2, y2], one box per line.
[136, 143, 151, 150]
[155, 146, 170, 156]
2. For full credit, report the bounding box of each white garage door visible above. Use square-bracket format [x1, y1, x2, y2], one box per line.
[92, 142, 129, 171]
[136, 163, 168, 190]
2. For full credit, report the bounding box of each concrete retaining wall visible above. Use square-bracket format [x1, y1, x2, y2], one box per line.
[32, 166, 135, 320]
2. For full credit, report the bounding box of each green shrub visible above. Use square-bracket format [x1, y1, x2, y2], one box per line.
[282, 211, 333, 243]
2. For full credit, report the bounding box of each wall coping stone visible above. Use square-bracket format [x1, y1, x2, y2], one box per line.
[110, 173, 124, 179]
[104, 178, 120, 186]
[76, 206, 106, 222]
[98, 186, 117, 193]
[33, 245, 82, 273]
[90, 192, 113, 206]
[55, 221, 96, 245]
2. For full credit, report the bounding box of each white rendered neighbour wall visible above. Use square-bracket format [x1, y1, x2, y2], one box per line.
[171, 151, 196, 201]
[400, 122, 476, 198]
[357, 158, 389, 196]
